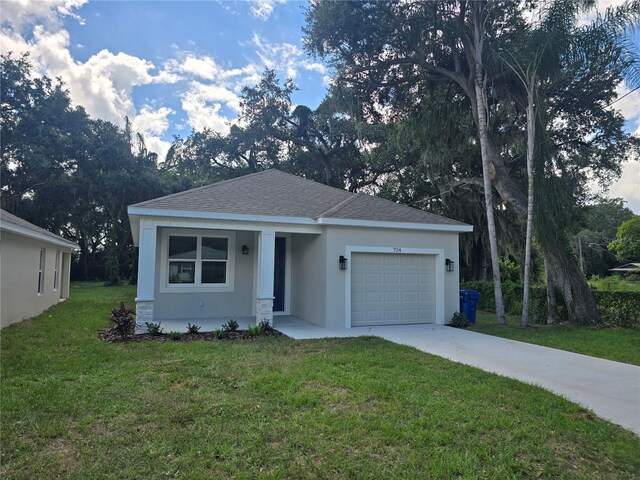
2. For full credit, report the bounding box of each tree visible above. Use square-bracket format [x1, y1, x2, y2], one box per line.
[1, 53, 171, 282]
[304, 0, 639, 324]
[609, 216, 640, 263]
[165, 70, 398, 191]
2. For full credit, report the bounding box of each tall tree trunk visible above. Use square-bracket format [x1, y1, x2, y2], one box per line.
[542, 237, 599, 324]
[472, 2, 506, 324]
[521, 86, 536, 328]
[544, 255, 561, 324]
[79, 233, 89, 281]
[481, 119, 599, 324]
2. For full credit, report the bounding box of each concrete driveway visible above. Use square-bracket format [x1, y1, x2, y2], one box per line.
[276, 318, 640, 435]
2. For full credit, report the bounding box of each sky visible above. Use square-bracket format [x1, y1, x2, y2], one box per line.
[1, 0, 639, 212]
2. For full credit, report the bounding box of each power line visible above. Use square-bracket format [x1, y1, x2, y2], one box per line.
[604, 85, 640, 108]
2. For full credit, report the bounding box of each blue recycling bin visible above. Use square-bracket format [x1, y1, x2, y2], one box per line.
[459, 290, 481, 324]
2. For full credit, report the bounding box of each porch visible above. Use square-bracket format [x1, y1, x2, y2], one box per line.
[132, 216, 324, 329]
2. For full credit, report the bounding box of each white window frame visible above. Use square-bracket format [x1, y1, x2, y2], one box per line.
[53, 250, 60, 291]
[159, 228, 236, 293]
[38, 248, 46, 295]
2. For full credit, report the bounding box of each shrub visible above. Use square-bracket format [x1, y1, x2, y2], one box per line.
[258, 320, 274, 333]
[168, 331, 181, 341]
[222, 319, 239, 332]
[186, 323, 201, 334]
[247, 324, 262, 336]
[461, 280, 640, 327]
[450, 311, 469, 329]
[212, 328, 226, 339]
[110, 302, 135, 337]
[593, 291, 640, 327]
[145, 321, 164, 336]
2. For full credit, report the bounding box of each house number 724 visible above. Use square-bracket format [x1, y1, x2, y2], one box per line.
[393, 247, 402, 253]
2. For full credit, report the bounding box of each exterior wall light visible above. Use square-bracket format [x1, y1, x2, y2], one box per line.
[445, 258, 455, 272]
[242, 245, 249, 255]
[339, 255, 348, 271]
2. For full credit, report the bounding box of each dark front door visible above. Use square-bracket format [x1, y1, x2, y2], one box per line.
[273, 237, 286, 312]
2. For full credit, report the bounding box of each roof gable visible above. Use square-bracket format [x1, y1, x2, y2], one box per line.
[130, 169, 468, 227]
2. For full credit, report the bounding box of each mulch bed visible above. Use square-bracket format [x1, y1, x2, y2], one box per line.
[100, 326, 286, 343]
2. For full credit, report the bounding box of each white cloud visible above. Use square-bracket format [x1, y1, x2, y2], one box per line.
[608, 156, 640, 213]
[0, 0, 87, 30]
[611, 82, 640, 126]
[249, 0, 286, 20]
[0, 0, 178, 161]
[251, 33, 326, 80]
[132, 106, 174, 137]
[181, 82, 237, 133]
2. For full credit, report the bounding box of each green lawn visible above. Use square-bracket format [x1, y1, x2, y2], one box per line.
[1, 284, 638, 479]
[472, 312, 640, 365]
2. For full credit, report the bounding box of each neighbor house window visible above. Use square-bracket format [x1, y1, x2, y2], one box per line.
[167, 235, 229, 285]
[38, 248, 46, 294]
[53, 251, 60, 290]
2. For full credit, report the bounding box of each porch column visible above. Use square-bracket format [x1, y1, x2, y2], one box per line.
[256, 228, 275, 325]
[135, 222, 157, 328]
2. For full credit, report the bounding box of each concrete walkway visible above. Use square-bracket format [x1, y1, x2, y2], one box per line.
[275, 318, 640, 435]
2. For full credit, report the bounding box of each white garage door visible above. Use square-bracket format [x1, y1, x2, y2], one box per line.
[351, 253, 436, 327]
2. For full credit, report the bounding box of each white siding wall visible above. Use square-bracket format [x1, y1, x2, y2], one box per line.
[290, 232, 328, 327]
[323, 226, 461, 329]
[152, 228, 256, 320]
[0, 231, 72, 328]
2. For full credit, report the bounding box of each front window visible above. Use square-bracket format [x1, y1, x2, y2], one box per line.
[167, 235, 229, 285]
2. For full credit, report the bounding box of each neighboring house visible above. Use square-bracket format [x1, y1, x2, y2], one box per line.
[128, 170, 473, 329]
[609, 263, 640, 274]
[0, 209, 77, 328]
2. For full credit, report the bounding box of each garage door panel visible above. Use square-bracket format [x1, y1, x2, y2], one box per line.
[351, 252, 436, 327]
[401, 291, 417, 302]
[401, 273, 417, 284]
[384, 273, 400, 285]
[384, 291, 401, 302]
[384, 255, 400, 266]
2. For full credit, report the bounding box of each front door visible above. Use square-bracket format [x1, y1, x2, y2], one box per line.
[273, 237, 286, 312]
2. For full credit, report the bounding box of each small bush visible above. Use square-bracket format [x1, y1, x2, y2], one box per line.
[145, 321, 164, 336]
[110, 302, 135, 337]
[450, 311, 469, 329]
[168, 331, 181, 341]
[258, 320, 274, 333]
[248, 324, 262, 336]
[222, 319, 239, 332]
[186, 323, 201, 334]
[212, 328, 226, 339]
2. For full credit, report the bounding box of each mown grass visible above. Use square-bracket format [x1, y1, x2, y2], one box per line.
[472, 311, 640, 365]
[1, 283, 639, 479]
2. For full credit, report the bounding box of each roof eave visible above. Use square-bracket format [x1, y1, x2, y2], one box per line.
[128, 206, 473, 233]
[1, 222, 78, 249]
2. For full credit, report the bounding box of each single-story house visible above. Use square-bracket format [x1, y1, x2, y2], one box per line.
[609, 263, 640, 274]
[127, 169, 473, 330]
[1, 209, 77, 328]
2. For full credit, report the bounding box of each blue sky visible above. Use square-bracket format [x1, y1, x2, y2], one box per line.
[1, 0, 638, 211]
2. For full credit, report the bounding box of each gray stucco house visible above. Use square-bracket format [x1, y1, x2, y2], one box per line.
[1, 209, 77, 328]
[128, 169, 472, 329]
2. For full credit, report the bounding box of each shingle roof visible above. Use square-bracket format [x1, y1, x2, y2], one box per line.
[130, 169, 468, 227]
[0, 209, 78, 248]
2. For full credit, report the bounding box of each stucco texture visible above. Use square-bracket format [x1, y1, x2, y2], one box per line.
[1, 231, 72, 328]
